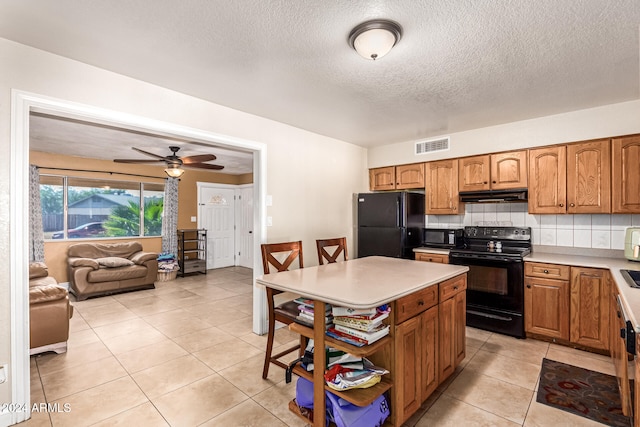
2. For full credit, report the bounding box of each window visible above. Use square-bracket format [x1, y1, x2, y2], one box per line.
[41, 175, 164, 240]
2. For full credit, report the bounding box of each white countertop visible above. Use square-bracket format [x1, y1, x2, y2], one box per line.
[526, 251, 640, 331]
[256, 256, 469, 309]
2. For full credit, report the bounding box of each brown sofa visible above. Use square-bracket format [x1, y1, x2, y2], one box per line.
[67, 242, 158, 301]
[29, 262, 74, 355]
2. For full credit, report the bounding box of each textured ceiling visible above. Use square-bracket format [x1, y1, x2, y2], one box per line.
[1, 0, 639, 149]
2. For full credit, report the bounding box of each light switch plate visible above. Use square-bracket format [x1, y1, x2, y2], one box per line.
[190, 216, 197, 222]
[266, 216, 273, 227]
[266, 195, 273, 206]
[0, 364, 7, 384]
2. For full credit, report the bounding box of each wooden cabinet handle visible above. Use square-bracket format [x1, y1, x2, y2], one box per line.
[570, 203, 575, 207]
[453, 286, 458, 290]
[418, 300, 424, 306]
[484, 181, 488, 184]
[526, 284, 531, 288]
[543, 269, 549, 274]
[559, 203, 564, 207]
[492, 180, 496, 184]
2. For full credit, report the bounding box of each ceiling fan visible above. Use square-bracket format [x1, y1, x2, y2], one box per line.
[114, 146, 224, 177]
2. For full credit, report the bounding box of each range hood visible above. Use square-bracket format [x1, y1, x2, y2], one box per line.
[459, 188, 528, 203]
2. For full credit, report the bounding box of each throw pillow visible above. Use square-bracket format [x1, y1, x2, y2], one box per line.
[96, 257, 135, 268]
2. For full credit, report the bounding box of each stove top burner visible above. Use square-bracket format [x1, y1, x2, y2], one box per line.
[449, 226, 532, 260]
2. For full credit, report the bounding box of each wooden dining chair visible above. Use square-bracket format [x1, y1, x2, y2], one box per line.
[261, 241, 304, 379]
[316, 237, 348, 265]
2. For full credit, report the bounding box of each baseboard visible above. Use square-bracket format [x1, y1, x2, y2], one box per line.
[0, 408, 28, 427]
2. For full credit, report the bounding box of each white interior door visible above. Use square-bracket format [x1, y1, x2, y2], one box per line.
[199, 186, 236, 268]
[235, 186, 254, 268]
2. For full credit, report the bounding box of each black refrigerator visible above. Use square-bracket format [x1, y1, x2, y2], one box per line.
[356, 192, 425, 259]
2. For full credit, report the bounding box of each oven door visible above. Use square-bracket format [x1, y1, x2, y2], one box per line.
[450, 253, 524, 311]
[450, 252, 525, 338]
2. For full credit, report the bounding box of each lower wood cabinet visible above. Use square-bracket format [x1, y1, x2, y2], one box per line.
[438, 275, 466, 380]
[415, 252, 449, 264]
[570, 266, 610, 351]
[392, 273, 466, 425]
[524, 262, 610, 352]
[394, 307, 437, 424]
[610, 283, 633, 416]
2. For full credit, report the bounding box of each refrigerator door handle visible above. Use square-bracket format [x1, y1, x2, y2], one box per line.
[396, 198, 401, 227]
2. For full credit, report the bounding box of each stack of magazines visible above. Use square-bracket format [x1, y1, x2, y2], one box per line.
[326, 305, 390, 346]
[294, 297, 333, 329]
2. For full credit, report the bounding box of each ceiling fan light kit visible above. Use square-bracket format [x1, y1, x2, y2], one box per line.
[348, 19, 402, 60]
[164, 165, 185, 178]
[114, 145, 224, 178]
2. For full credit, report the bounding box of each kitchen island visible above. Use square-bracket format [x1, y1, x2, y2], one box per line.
[256, 256, 468, 426]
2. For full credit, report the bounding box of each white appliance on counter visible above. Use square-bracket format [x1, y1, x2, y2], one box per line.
[624, 227, 640, 261]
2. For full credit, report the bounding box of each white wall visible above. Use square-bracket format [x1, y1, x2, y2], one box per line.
[0, 38, 368, 415]
[426, 204, 640, 250]
[368, 100, 640, 168]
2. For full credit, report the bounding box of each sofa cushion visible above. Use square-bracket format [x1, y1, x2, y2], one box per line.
[30, 276, 58, 288]
[97, 257, 135, 268]
[29, 284, 68, 304]
[130, 252, 158, 264]
[29, 262, 49, 280]
[87, 264, 148, 282]
[69, 258, 100, 269]
[68, 242, 144, 259]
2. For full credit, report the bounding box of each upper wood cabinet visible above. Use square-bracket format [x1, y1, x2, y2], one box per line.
[459, 151, 528, 192]
[566, 139, 610, 214]
[528, 146, 567, 214]
[369, 166, 396, 191]
[425, 159, 461, 214]
[529, 140, 611, 214]
[396, 163, 425, 189]
[369, 163, 424, 191]
[612, 134, 640, 213]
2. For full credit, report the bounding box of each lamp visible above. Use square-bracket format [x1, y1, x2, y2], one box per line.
[164, 165, 184, 178]
[348, 19, 402, 60]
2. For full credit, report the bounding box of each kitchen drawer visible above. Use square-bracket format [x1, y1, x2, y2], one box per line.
[395, 285, 438, 324]
[183, 259, 207, 273]
[415, 253, 449, 264]
[524, 262, 570, 280]
[439, 275, 467, 301]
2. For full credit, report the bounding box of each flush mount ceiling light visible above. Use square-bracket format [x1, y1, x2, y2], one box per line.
[348, 19, 402, 60]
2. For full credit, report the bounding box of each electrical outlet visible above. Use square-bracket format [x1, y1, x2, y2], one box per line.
[190, 216, 197, 222]
[0, 364, 7, 384]
[266, 216, 273, 227]
[266, 195, 273, 206]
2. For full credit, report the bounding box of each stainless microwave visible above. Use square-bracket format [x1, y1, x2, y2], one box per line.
[422, 228, 464, 249]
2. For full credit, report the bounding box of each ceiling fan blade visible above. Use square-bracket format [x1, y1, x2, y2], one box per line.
[132, 147, 168, 160]
[181, 154, 217, 164]
[114, 159, 165, 164]
[184, 163, 225, 170]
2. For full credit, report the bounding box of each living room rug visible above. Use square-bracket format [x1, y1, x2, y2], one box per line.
[536, 358, 631, 427]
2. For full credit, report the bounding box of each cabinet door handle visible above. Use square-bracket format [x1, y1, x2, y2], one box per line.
[570, 203, 575, 207]
[559, 203, 564, 207]
[453, 286, 458, 290]
[418, 300, 424, 306]
[526, 284, 531, 289]
[543, 269, 549, 274]
[492, 180, 496, 184]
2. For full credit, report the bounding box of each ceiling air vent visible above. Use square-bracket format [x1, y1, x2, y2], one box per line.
[415, 137, 450, 155]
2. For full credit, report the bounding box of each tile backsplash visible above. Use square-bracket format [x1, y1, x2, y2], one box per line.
[425, 203, 640, 250]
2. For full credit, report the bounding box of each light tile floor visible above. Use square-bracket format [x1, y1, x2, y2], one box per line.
[22, 267, 616, 426]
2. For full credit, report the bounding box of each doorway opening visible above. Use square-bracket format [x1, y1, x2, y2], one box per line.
[10, 90, 269, 423]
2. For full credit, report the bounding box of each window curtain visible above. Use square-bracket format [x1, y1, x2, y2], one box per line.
[29, 164, 45, 262]
[161, 177, 179, 255]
